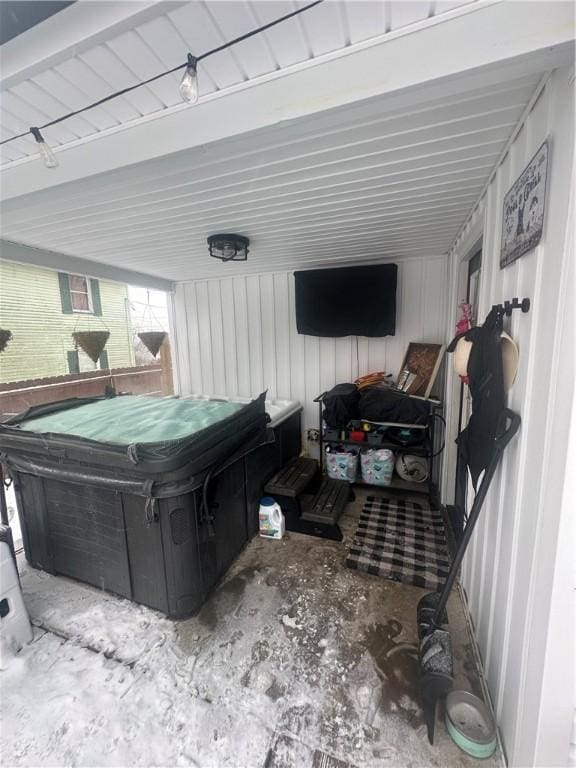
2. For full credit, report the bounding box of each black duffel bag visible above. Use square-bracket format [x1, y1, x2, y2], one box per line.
[359, 387, 429, 425]
[323, 383, 360, 428]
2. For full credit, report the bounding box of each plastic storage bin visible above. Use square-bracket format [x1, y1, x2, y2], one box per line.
[360, 448, 395, 486]
[326, 446, 359, 482]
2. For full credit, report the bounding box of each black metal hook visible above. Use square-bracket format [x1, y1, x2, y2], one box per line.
[492, 297, 530, 316]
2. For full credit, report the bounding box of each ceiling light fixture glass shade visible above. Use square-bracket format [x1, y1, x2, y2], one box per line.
[208, 234, 250, 262]
[30, 127, 58, 168]
[180, 54, 199, 104]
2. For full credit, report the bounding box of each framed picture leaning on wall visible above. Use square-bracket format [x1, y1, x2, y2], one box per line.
[397, 343, 445, 398]
[500, 139, 549, 269]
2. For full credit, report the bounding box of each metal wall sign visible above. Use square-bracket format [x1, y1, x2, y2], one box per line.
[500, 139, 549, 269]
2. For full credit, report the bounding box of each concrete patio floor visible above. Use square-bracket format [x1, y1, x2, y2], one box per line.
[1, 489, 503, 767]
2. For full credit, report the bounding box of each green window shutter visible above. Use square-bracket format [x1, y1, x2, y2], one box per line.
[99, 350, 109, 370]
[58, 272, 73, 314]
[67, 350, 79, 374]
[90, 279, 102, 315]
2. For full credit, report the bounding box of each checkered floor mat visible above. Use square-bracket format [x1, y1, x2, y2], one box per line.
[345, 496, 450, 590]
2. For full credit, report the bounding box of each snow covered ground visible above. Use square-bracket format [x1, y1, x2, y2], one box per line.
[1, 499, 502, 768]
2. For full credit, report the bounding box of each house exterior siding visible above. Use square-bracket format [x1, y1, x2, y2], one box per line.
[0, 260, 134, 383]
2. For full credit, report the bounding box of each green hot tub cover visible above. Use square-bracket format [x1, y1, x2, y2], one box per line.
[0, 393, 268, 476]
[17, 395, 244, 445]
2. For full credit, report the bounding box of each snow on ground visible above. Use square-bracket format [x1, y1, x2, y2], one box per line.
[1, 515, 502, 768]
[3, 565, 274, 767]
[3, 629, 271, 768]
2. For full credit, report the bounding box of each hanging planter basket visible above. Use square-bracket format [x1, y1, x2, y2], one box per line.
[73, 331, 110, 363]
[138, 331, 167, 358]
[0, 329, 13, 354]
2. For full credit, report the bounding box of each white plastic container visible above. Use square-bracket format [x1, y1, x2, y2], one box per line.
[258, 497, 285, 540]
[0, 540, 33, 668]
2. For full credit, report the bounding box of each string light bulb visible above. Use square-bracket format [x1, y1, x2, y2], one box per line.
[30, 127, 58, 169]
[0, 2, 325, 156]
[179, 54, 199, 104]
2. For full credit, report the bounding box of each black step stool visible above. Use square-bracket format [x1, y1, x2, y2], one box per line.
[264, 457, 350, 541]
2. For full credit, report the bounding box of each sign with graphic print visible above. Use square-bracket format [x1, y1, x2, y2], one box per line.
[500, 139, 549, 269]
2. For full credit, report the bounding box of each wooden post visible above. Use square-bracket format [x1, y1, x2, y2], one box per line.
[159, 339, 174, 396]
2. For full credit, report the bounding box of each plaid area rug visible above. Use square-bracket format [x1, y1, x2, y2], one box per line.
[345, 496, 450, 590]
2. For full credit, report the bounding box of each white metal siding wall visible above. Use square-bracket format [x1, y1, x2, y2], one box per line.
[445, 67, 575, 767]
[173, 256, 447, 434]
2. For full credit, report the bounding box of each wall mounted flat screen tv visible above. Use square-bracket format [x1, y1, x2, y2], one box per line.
[294, 264, 397, 337]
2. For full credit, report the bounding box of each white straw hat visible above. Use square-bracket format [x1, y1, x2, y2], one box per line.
[453, 332, 519, 390]
[500, 331, 519, 390]
[453, 337, 473, 379]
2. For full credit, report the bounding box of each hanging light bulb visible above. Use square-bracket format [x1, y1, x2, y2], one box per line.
[179, 54, 199, 104]
[30, 127, 59, 169]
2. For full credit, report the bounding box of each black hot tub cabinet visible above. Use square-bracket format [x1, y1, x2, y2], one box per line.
[0, 393, 270, 618]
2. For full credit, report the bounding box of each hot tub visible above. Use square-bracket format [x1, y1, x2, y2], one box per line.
[0, 393, 271, 618]
[182, 394, 302, 429]
[182, 395, 303, 538]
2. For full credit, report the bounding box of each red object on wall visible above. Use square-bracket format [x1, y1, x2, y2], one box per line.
[456, 302, 473, 335]
[455, 302, 473, 384]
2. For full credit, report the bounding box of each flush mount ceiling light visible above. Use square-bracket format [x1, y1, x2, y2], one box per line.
[208, 234, 250, 262]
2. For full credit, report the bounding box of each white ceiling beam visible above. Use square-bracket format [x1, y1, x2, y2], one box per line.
[0, 239, 173, 292]
[1, 0, 574, 202]
[0, 1, 187, 92]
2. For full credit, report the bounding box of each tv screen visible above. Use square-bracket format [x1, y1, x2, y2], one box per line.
[294, 264, 397, 337]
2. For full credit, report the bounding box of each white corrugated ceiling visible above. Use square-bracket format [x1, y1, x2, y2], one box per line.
[1, 70, 542, 280]
[0, 0, 477, 165]
[1, 1, 565, 283]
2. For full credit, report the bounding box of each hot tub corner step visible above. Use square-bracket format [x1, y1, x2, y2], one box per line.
[264, 456, 319, 498]
[301, 477, 350, 526]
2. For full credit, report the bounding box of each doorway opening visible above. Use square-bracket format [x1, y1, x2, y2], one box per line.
[450, 247, 482, 539]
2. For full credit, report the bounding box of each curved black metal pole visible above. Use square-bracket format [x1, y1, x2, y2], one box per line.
[432, 408, 521, 625]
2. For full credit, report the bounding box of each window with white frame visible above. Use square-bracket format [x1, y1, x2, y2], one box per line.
[68, 274, 92, 312]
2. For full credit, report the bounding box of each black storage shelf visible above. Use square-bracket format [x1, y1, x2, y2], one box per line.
[350, 420, 429, 429]
[322, 436, 430, 457]
[353, 476, 430, 494]
[314, 390, 441, 503]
